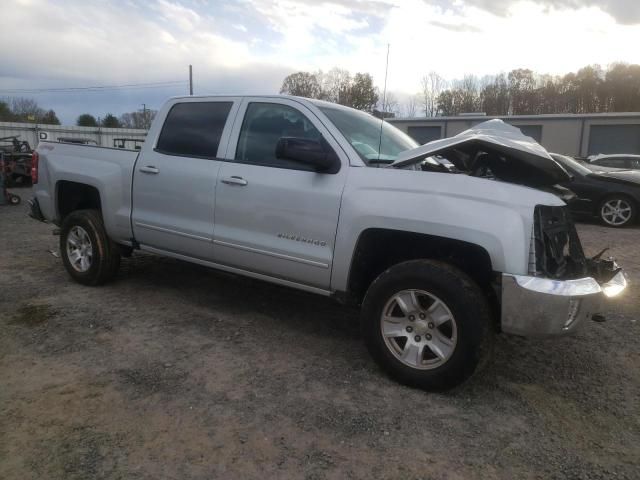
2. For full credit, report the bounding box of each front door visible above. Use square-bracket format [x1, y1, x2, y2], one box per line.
[213, 98, 347, 289]
[132, 99, 238, 260]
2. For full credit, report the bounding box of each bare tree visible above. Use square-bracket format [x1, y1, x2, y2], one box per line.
[119, 110, 157, 129]
[403, 94, 420, 117]
[317, 68, 352, 105]
[455, 75, 481, 113]
[379, 92, 399, 116]
[420, 72, 445, 116]
[508, 69, 536, 114]
[480, 74, 510, 115]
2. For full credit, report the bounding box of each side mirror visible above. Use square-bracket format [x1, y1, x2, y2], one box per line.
[275, 137, 340, 173]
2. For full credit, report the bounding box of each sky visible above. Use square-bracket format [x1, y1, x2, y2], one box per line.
[1, 0, 639, 123]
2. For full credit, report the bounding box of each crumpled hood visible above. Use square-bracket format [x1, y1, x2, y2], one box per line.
[390, 119, 571, 187]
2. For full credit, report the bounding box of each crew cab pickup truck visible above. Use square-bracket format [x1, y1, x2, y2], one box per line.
[29, 95, 628, 390]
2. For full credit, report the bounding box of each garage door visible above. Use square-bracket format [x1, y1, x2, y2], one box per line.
[407, 126, 442, 144]
[588, 125, 640, 155]
[514, 125, 542, 143]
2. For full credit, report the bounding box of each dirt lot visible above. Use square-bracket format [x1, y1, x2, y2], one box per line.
[1, 193, 639, 480]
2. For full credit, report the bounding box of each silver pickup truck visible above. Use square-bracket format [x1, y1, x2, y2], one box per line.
[29, 95, 627, 390]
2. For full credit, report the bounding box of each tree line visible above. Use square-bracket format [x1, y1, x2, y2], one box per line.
[0, 97, 60, 124]
[4, 63, 638, 127]
[281, 63, 640, 117]
[0, 97, 157, 129]
[434, 63, 640, 116]
[75, 109, 157, 129]
[280, 69, 381, 114]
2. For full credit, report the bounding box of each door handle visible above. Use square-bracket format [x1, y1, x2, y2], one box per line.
[139, 165, 159, 174]
[221, 176, 248, 186]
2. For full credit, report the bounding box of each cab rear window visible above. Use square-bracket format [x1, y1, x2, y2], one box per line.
[156, 102, 232, 158]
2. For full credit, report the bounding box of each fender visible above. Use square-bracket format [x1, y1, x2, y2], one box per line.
[330, 167, 565, 292]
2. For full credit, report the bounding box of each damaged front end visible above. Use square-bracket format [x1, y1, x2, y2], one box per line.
[531, 205, 621, 284]
[501, 205, 627, 337]
[390, 119, 629, 337]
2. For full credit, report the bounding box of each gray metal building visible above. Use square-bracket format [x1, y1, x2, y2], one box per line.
[0, 122, 147, 149]
[388, 113, 640, 157]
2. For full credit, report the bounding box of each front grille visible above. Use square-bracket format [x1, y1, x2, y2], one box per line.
[532, 205, 587, 279]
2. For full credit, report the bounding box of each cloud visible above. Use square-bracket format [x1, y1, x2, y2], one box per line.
[1, 0, 640, 122]
[428, 20, 482, 33]
[458, 0, 640, 25]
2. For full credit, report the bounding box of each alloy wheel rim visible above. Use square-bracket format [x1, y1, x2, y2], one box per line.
[601, 199, 632, 226]
[380, 289, 458, 370]
[66, 226, 93, 272]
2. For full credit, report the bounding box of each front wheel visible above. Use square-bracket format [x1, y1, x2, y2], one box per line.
[361, 260, 493, 391]
[599, 196, 636, 227]
[60, 209, 120, 286]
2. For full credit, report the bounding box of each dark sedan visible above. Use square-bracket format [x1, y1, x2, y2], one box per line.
[551, 153, 640, 227]
[588, 154, 640, 170]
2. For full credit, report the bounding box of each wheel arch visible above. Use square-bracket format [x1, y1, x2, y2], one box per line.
[55, 180, 102, 223]
[344, 228, 495, 306]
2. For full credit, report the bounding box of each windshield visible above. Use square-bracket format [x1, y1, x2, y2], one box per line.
[551, 153, 592, 176]
[319, 106, 419, 165]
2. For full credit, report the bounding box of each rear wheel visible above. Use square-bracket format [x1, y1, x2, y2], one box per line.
[599, 196, 636, 227]
[60, 209, 120, 285]
[361, 260, 493, 391]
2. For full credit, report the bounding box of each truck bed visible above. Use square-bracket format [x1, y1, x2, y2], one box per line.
[33, 142, 139, 242]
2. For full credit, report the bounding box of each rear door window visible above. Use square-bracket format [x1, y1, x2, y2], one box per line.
[596, 158, 627, 168]
[156, 102, 233, 158]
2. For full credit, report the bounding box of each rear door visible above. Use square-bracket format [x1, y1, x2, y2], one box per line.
[132, 98, 238, 260]
[212, 98, 348, 289]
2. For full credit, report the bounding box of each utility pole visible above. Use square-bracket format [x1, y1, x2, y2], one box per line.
[189, 65, 193, 95]
[141, 103, 147, 129]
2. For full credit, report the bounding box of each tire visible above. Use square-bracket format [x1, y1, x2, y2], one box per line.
[361, 259, 493, 391]
[60, 209, 120, 286]
[598, 195, 636, 228]
[9, 194, 21, 205]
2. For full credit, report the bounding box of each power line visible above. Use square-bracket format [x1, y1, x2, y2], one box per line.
[0, 80, 186, 94]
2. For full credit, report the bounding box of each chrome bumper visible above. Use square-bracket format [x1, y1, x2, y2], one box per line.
[501, 270, 628, 337]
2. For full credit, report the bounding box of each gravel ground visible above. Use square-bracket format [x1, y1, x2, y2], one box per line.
[1, 191, 639, 479]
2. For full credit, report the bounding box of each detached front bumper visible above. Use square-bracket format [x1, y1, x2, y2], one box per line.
[501, 269, 628, 337]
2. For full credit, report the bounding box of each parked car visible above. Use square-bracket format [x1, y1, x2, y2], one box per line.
[587, 153, 640, 170]
[550, 153, 640, 227]
[29, 97, 627, 390]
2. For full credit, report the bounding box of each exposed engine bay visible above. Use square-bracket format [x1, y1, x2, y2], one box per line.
[412, 152, 578, 202]
[390, 120, 621, 282]
[391, 119, 572, 190]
